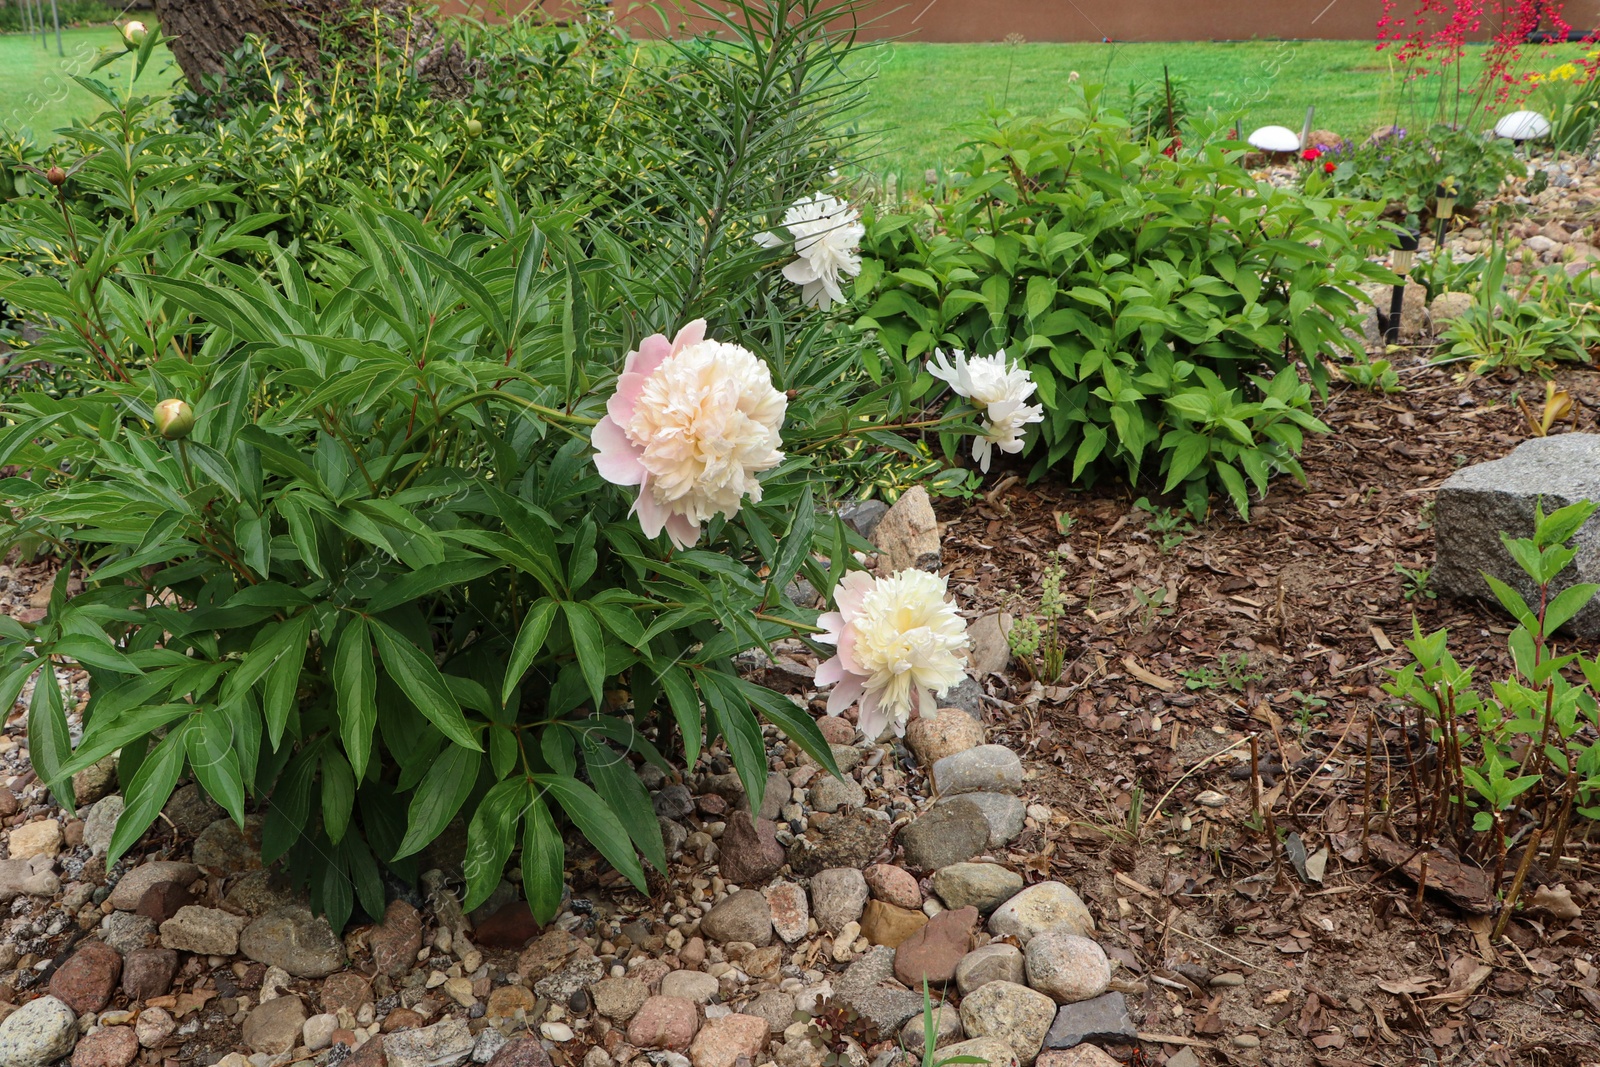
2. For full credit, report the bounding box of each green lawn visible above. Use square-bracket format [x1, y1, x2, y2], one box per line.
[0, 26, 154, 139]
[844, 39, 1591, 179]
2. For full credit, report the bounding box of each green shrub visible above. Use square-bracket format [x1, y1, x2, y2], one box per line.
[0, 1, 121, 32]
[0, 0, 923, 929]
[1435, 248, 1600, 373]
[854, 87, 1391, 517]
[1320, 124, 1520, 229]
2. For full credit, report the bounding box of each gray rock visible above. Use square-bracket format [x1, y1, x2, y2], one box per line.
[1042, 993, 1137, 1050]
[700, 890, 773, 947]
[1360, 281, 1429, 341]
[387, 1016, 476, 1067]
[109, 862, 200, 911]
[872, 487, 940, 574]
[957, 981, 1056, 1066]
[473, 1028, 509, 1065]
[898, 800, 989, 871]
[240, 906, 346, 977]
[100, 912, 157, 956]
[935, 1038, 1017, 1067]
[787, 811, 891, 876]
[936, 792, 1025, 847]
[832, 946, 924, 1036]
[988, 883, 1093, 945]
[532, 954, 605, 1002]
[592, 977, 649, 1022]
[942, 678, 985, 722]
[955, 943, 1025, 996]
[1434, 435, 1600, 634]
[742, 991, 797, 1033]
[162, 784, 225, 838]
[841, 500, 890, 541]
[757, 772, 791, 823]
[810, 777, 865, 814]
[82, 795, 123, 856]
[191, 815, 264, 873]
[652, 785, 694, 820]
[223, 870, 301, 917]
[810, 869, 869, 933]
[660, 970, 719, 1004]
[242, 994, 305, 1055]
[71, 756, 120, 806]
[931, 864, 1023, 914]
[0, 995, 76, 1067]
[1429, 290, 1475, 329]
[1024, 932, 1110, 1004]
[899, 1001, 963, 1055]
[659, 817, 689, 859]
[967, 614, 1012, 676]
[932, 746, 1023, 796]
[160, 906, 247, 956]
[0, 858, 59, 903]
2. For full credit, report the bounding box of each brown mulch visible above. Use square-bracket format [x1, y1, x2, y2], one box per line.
[940, 360, 1600, 1066]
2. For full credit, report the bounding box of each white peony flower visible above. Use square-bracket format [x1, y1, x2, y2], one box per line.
[927, 349, 1046, 472]
[592, 320, 787, 550]
[814, 569, 970, 739]
[123, 20, 146, 44]
[754, 193, 864, 311]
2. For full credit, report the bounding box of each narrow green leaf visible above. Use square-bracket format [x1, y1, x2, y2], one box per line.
[370, 619, 480, 751]
[537, 774, 647, 892]
[521, 792, 565, 924]
[502, 598, 558, 705]
[108, 725, 188, 864]
[395, 744, 482, 859]
[462, 780, 523, 910]
[334, 617, 378, 779]
[562, 602, 607, 711]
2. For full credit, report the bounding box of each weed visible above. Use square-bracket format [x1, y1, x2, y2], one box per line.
[1395, 563, 1436, 601]
[1134, 497, 1195, 553]
[1131, 585, 1175, 634]
[1007, 549, 1072, 683]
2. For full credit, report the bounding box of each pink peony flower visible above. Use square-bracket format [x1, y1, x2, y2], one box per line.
[814, 569, 970, 739]
[592, 320, 787, 550]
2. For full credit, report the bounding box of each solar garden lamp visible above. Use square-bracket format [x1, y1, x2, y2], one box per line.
[1386, 231, 1419, 347]
[1434, 178, 1459, 255]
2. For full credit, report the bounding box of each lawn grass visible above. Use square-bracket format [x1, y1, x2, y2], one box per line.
[844, 39, 1595, 179]
[0, 26, 156, 139]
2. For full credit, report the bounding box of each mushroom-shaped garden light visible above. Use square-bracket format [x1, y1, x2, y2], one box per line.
[1247, 125, 1302, 154]
[1494, 110, 1551, 142]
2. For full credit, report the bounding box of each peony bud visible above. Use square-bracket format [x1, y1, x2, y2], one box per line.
[154, 398, 194, 441]
[46, 166, 66, 187]
[123, 21, 147, 46]
[466, 118, 483, 137]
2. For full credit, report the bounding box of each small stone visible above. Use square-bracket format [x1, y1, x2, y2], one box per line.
[82, 797, 123, 856]
[898, 800, 989, 871]
[121, 948, 178, 1001]
[661, 970, 719, 1004]
[385, 1008, 427, 1032]
[718, 813, 786, 887]
[486, 985, 537, 1020]
[474, 902, 541, 950]
[240, 905, 346, 977]
[1210, 973, 1246, 987]
[8, 819, 62, 859]
[809, 777, 865, 814]
[191, 815, 264, 872]
[626, 996, 700, 1050]
[987, 883, 1094, 945]
[701, 890, 773, 947]
[486, 1037, 554, 1067]
[905, 714, 985, 768]
[966, 614, 1012, 676]
[108, 862, 200, 912]
[936, 1038, 1018, 1067]
[387, 1018, 476, 1067]
[135, 882, 192, 924]
[931, 746, 1023, 796]
[304, 1014, 340, 1052]
[932, 864, 1023, 914]
[956, 943, 1026, 995]
[653, 785, 695, 820]
[1041, 993, 1136, 1049]
[1025, 933, 1110, 1005]
[816, 717, 856, 745]
[474, 1030, 510, 1065]
[859, 899, 927, 948]
[592, 978, 648, 1022]
[1232, 1034, 1261, 1049]
[809, 869, 869, 933]
[861, 866, 917, 912]
[443, 976, 477, 1008]
[540, 1023, 575, 1042]
[243, 994, 306, 1055]
[532, 954, 605, 1003]
[764, 881, 810, 943]
[894, 906, 977, 987]
[740, 991, 796, 1033]
[899, 1001, 963, 1055]
[958, 981, 1056, 1066]
[688, 1013, 769, 1067]
[49, 941, 123, 1015]
[70, 1026, 137, 1067]
[160, 906, 247, 956]
[1194, 791, 1227, 809]
[872, 486, 940, 574]
[519, 929, 593, 983]
[372, 900, 425, 977]
[134, 1007, 175, 1048]
[99, 913, 156, 957]
[786, 811, 891, 876]
[833, 947, 925, 1035]
[1429, 290, 1474, 329]
[1036, 1048, 1122, 1067]
[840, 499, 890, 540]
[320, 972, 373, 1014]
[162, 784, 226, 837]
[0, 996, 76, 1067]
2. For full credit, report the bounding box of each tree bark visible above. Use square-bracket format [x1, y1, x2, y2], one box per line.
[150, 0, 475, 96]
[150, 0, 348, 89]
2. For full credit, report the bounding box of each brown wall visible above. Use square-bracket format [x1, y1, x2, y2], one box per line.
[444, 0, 1416, 42]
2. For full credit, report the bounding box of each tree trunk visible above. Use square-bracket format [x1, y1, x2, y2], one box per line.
[150, 0, 348, 89]
[150, 0, 475, 96]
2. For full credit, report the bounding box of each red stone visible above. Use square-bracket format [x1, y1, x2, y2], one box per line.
[894, 906, 978, 988]
[486, 1037, 555, 1067]
[817, 717, 856, 745]
[72, 1026, 139, 1067]
[135, 882, 191, 924]
[626, 995, 700, 1050]
[49, 941, 123, 1014]
[369, 900, 422, 977]
[475, 902, 541, 950]
[121, 948, 178, 1002]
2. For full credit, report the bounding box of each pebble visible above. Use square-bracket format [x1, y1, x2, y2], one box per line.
[988, 882, 1094, 944]
[904, 713, 985, 767]
[930, 745, 1023, 795]
[863, 864, 921, 910]
[958, 981, 1057, 1066]
[700, 890, 773, 947]
[135, 1008, 175, 1048]
[809, 869, 869, 933]
[898, 800, 990, 871]
[69, 1025, 137, 1067]
[937, 792, 1027, 847]
[107, 862, 200, 912]
[1024, 931, 1111, 1004]
[1233, 1034, 1261, 1049]
[8, 819, 62, 859]
[956, 943, 1026, 995]
[763, 881, 810, 944]
[0, 996, 77, 1067]
[242, 994, 305, 1055]
[687, 1013, 769, 1067]
[239, 905, 347, 977]
[160, 906, 248, 956]
[540, 1022, 575, 1042]
[932, 863, 1023, 914]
